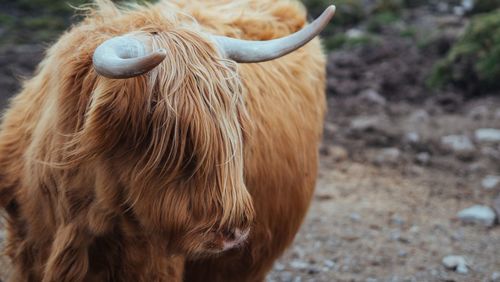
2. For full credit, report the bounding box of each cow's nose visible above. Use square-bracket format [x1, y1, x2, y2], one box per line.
[221, 227, 250, 251]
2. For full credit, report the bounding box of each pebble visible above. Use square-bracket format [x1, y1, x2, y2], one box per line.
[391, 214, 406, 226]
[358, 89, 386, 106]
[468, 105, 489, 120]
[475, 128, 500, 143]
[492, 272, 500, 282]
[290, 260, 308, 270]
[405, 132, 420, 143]
[398, 250, 408, 257]
[346, 28, 364, 39]
[442, 255, 469, 274]
[375, 148, 401, 165]
[323, 260, 335, 268]
[482, 175, 500, 190]
[350, 116, 380, 132]
[325, 145, 349, 162]
[457, 205, 497, 227]
[441, 135, 475, 153]
[416, 152, 431, 165]
[409, 109, 430, 123]
[350, 213, 361, 222]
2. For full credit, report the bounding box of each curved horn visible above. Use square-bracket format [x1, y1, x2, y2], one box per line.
[93, 35, 166, 79]
[214, 5, 336, 63]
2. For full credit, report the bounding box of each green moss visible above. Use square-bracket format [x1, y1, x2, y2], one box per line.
[399, 27, 417, 38]
[428, 9, 500, 95]
[469, 0, 500, 14]
[0, 13, 15, 27]
[373, 0, 404, 14]
[302, 0, 366, 29]
[366, 11, 400, 32]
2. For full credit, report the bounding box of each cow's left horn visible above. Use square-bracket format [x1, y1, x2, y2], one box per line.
[213, 5, 335, 63]
[93, 35, 166, 79]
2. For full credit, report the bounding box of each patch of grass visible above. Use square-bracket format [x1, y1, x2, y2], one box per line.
[469, 0, 500, 14]
[428, 9, 500, 95]
[0, 13, 15, 27]
[399, 26, 417, 38]
[366, 11, 400, 32]
[302, 0, 366, 29]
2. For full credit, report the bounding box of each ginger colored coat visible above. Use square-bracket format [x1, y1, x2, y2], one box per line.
[0, 0, 326, 281]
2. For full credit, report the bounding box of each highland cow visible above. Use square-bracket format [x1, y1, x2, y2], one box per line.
[0, 0, 332, 281]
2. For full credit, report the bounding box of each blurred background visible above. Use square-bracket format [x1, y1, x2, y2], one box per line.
[0, 0, 499, 281]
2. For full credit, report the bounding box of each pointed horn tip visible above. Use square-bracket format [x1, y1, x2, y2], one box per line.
[325, 5, 336, 17]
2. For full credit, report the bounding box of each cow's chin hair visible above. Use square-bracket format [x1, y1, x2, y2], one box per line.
[48, 28, 255, 256]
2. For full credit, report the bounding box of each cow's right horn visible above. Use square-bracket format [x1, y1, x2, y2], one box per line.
[93, 35, 166, 79]
[214, 5, 336, 63]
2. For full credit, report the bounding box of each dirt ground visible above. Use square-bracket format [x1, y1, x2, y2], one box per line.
[1, 3, 500, 281]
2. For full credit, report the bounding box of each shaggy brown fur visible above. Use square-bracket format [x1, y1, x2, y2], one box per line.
[0, 0, 326, 281]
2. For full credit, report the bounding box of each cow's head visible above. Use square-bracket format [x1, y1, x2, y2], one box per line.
[57, 2, 334, 257]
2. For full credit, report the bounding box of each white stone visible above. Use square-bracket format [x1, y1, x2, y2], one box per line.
[492, 271, 500, 282]
[442, 255, 469, 274]
[475, 128, 500, 143]
[405, 132, 420, 143]
[375, 148, 401, 165]
[358, 89, 386, 106]
[347, 28, 364, 39]
[457, 205, 497, 226]
[462, 0, 474, 11]
[416, 152, 431, 165]
[409, 109, 430, 123]
[289, 260, 308, 270]
[481, 175, 500, 190]
[441, 135, 475, 152]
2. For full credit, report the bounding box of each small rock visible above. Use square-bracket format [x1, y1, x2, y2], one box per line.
[462, 0, 473, 11]
[346, 28, 364, 39]
[274, 262, 285, 271]
[375, 148, 401, 165]
[442, 255, 469, 274]
[409, 226, 420, 233]
[409, 109, 430, 123]
[441, 135, 475, 152]
[358, 89, 386, 106]
[391, 214, 405, 226]
[324, 260, 335, 268]
[437, 2, 450, 12]
[324, 122, 338, 134]
[492, 272, 500, 282]
[416, 152, 431, 165]
[350, 116, 379, 132]
[475, 128, 500, 143]
[290, 260, 308, 270]
[457, 205, 497, 227]
[453, 6, 465, 16]
[350, 213, 361, 222]
[325, 146, 349, 162]
[482, 175, 500, 190]
[468, 105, 489, 120]
[405, 132, 420, 144]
